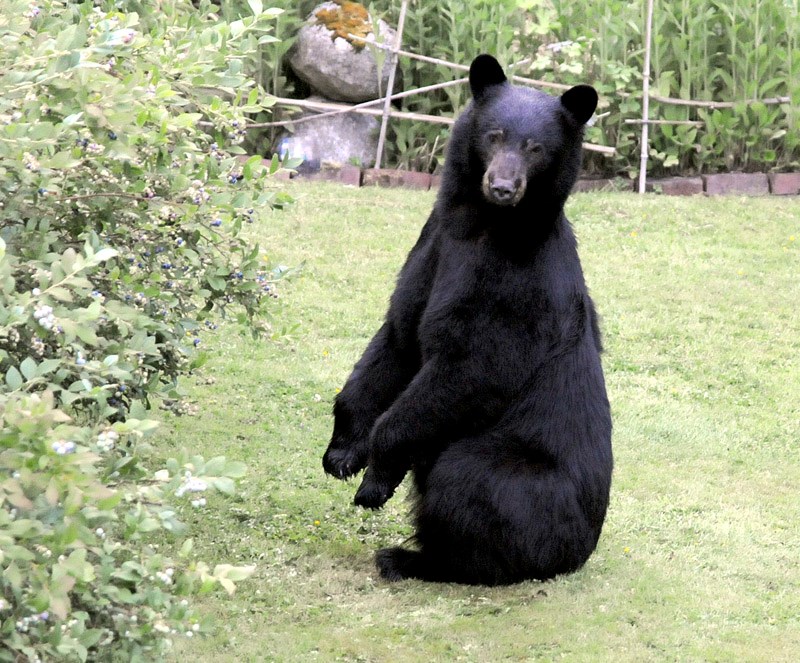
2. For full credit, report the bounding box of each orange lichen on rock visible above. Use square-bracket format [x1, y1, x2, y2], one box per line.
[315, 1, 372, 49]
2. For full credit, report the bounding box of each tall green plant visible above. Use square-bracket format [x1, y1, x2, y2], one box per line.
[521, 0, 800, 174]
[229, 0, 800, 175]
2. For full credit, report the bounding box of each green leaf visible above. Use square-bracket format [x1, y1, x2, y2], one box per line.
[3, 545, 36, 561]
[211, 477, 236, 495]
[19, 357, 37, 381]
[269, 153, 280, 174]
[75, 325, 98, 346]
[230, 19, 245, 38]
[213, 563, 256, 582]
[129, 400, 148, 419]
[112, 563, 144, 584]
[137, 517, 160, 532]
[36, 358, 62, 376]
[46, 150, 82, 170]
[79, 629, 105, 649]
[189, 352, 209, 371]
[92, 248, 119, 263]
[97, 492, 122, 511]
[55, 22, 87, 51]
[62, 112, 84, 126]
[224, 461, 247, 479]
[124, 418, 160, 434]
[5, 366, 23, 390]
[7, 519, 44, 538]
[247, 0, 263, 15]
[3, 562, 24, 588]
[48, 286, 73, 302]
[173, 113, 203, 129]
[206, 275, 227, 292]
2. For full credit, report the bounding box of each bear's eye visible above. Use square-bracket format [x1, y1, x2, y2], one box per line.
[486, 129, 504, 145]
[525, 140, 544, 155]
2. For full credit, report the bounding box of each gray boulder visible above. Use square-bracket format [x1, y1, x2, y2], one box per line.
[289, 2, 398, 103]
[278, 97, 379, 169]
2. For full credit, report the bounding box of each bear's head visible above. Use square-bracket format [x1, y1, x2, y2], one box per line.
[465, 54, 598, 209]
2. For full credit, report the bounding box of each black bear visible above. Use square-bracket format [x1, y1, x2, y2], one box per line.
[323, 54, 613, 585]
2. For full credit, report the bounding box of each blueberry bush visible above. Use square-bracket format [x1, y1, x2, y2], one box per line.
[1, 0, 293, 659]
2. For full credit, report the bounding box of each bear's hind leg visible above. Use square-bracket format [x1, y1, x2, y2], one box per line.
[375, 547, 456, 583]
[375, 547, 422, 581]
[410, 436, 602, 585]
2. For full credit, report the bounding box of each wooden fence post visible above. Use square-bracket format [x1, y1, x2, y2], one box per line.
[375, 0, 409, 169]
[638, 0, 655, 194]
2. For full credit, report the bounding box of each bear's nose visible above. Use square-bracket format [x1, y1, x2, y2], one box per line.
[490, 179, 517, 202]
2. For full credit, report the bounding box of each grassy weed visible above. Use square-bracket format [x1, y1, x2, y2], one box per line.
[164, 184, 799, 662]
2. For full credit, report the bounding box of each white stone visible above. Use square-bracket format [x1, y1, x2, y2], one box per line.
[279, 96, 379, 168]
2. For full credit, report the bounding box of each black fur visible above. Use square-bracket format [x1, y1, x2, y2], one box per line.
[323, 55, 612, 585]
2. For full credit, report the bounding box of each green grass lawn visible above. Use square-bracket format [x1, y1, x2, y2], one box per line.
[163, 183, 800, 662]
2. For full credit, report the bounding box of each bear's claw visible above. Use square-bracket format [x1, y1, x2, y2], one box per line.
[353, 478, 393, 510]
[322, 446, 367, 480]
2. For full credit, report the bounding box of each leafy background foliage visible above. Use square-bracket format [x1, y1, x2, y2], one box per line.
[0, 0, 294, 660]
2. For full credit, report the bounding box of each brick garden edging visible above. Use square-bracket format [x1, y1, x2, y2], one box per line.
[274, 164, 800, 196]
[768, 172, 800, 195]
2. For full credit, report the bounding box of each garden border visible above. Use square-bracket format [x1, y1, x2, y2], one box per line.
[274, 164, 800, 197]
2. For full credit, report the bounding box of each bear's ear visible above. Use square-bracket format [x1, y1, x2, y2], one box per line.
[469, 54, 508, 102]
[560, 85, 598, 125]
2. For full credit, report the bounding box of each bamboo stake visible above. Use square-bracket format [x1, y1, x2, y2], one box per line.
[638, 0, 655, 194]
[582, 143, 616, 156]
[510, 75, 571, 91]
[268, 95, 452, 125]
[648, 93, 791, 108]
[250, 78, 468, 129]
[617, 90, 791, 108]
[348, 33, 569, 91]
[266, 96, 615, 155]
[354, 30, 800, 117]
[375, 0, 409, 169]
[625, 119, 704, 126]
[347, 34, 470, 72]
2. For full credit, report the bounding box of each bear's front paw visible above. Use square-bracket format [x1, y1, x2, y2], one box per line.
[353, 478, 394, 510]
[322, 445, 368, 480]
[353, 466, 404, 509]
